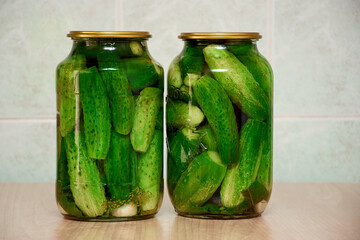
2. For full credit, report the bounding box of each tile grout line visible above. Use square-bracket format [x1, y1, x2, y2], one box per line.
[1, 116, 360, 122]
[275, 116, 360, 120]
[267, 0, 274, 63]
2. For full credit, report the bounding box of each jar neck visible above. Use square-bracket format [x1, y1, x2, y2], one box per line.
[182, 39, 259, 54]
[69, 38, 149, 57]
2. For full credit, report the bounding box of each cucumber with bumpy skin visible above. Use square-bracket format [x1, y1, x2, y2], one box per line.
[227, 44, 273, 98]
[166, 100, 204, 129]
[104, 131, 137, 201]
[79, 66, 111, 159]
[203, 45, 269, 121]
[57, 55, 86, 137]
[98, 51, 135, 135]
[237, 54, 273, 98]
[65, 131, 107, 217]
[130, 87, 162, 153]
[220, 119, 266, 208]
[173, 151, 227, 213]
[120, 57, 159, 93]
[56, 136, 83, 217]
[193, 76, 238, 165]
[138, 130, 163, 211]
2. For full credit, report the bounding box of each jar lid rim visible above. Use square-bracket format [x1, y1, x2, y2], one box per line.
[67, 31, 152, 38]
[178, 32, 262, 40]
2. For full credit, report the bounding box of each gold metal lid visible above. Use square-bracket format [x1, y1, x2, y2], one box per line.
[178, 32, 262, 40]
[67, 31, 152, 38]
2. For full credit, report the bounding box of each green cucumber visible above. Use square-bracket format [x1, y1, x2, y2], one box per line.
[56, 136, 83, 217]
[220, 119, 266, 208]
[246, 120, 272, 205]
[130, 87, 162, 153]
[166, 100, 204, 129]
[120, 57, 159, 93]
[180, 45, 204, 79]
[193, 76, 238, 165]
[104, 131, 137, 202]
[98, 51, 135, 135]
[198, 124, 218, 151]
[173, 151, 227, 213]
[203, 45, 269, 121]
[138, 130, 163, 211]
[57, 55, 86, 137]
[65, 131, 107, 217]
[79, 66, 111, 159]
[168, 58, 183, 88]
[228, 46, 273, 98]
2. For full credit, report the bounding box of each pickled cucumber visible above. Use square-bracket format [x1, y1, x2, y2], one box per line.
[56, 136, 83, 217]
[173, 151, 227, 213]
[193, 76, 238, 165]
[57, 55, 86, 137]
[203, 45, 269, 121]
[220, 119, 266, 208]
[104, 131, 137, 202]
[98, 51, 135, 135]
[138, 130, 163, 211]
[78, 66, 111, 159]
[65, 131, 107, 217]
[227, 44, 273, 98]
[130, 87, 162, 153]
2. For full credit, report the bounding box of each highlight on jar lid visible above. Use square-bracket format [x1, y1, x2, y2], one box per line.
[178, 32, 262, 40]
[67, 31, 152, 38]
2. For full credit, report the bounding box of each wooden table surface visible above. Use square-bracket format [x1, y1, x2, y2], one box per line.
[0, 182, 359, 240]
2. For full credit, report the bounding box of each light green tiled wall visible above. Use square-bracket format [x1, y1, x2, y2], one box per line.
[0, 0, 359, 182]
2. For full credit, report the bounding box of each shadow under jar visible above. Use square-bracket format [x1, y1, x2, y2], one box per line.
[56, 31, 164, 221]
[166, 32, 273, 219]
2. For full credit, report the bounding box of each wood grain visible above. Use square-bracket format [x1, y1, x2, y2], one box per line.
[0, 183, 359, 240]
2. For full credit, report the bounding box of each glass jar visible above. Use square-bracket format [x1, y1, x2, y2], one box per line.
[56, 31, 164, 221]
[166, 32, 273, 219]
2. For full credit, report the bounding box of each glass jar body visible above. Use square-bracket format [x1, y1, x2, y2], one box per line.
[166, 39, 273, 219]
[56, 38, 164, 221]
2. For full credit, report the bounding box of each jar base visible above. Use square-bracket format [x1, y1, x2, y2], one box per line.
[176, 211, 262, 220]
[62, 213, 156, 222]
